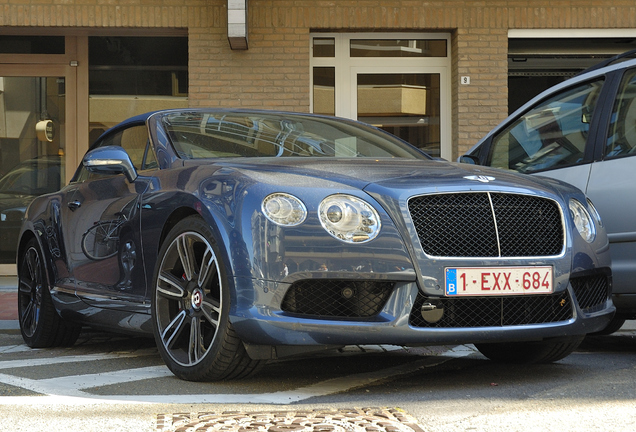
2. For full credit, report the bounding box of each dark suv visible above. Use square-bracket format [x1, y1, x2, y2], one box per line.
[462, 52, 636, 333]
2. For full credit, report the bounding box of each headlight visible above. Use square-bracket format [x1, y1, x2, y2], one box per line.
[262, 193, 307, 226]
[319, 194, 381, 243]
[586, 198, 603, 228]
[569, 199, 596, 243]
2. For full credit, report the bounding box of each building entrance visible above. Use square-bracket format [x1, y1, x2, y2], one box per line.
[0, 65, 76, 274]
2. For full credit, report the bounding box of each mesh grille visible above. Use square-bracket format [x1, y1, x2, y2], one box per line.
[409, 291, 573, 328]
[571, 272, 611, 311]
[408, 192, 564, 258]
[281, 280, 395, 318]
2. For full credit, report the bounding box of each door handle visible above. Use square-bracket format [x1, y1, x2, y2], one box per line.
[67, 201, 82, 211]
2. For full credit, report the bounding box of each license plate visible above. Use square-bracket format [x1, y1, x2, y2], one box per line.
[445, 266, 553, 296]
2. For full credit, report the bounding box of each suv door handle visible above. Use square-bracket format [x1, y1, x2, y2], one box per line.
[67, 201, 81, 211]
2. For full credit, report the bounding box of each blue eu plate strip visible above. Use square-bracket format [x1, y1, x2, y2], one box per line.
[446, 268, 457, 295]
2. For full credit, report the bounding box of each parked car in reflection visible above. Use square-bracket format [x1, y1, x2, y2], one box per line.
[0, 156, 62, 263]
[17, 109, 614, 381]
[461, 52, 636, 334]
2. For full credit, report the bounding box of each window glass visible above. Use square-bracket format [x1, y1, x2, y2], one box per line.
[313, 38, 335, 57]
[119, 126, 150, 169]
[606, 69, 636, 159]
[350, 39, 446, 57]
[489, 79, 604, 173]
[313, 67, 335, 115]
[88, 36, 189, 144]
[0, 36, 65, 54]
[357, 73, 441, 157]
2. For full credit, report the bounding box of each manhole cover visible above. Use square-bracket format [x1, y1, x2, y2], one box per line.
[156, 408, 426, 432]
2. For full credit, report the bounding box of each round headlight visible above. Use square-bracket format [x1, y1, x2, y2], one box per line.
[319, 194, 381, 243]
[262, 193, 307, 226]
[569, 199, 596, 243]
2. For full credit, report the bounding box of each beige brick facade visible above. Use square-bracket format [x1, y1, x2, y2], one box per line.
[2, 1, 636, 157]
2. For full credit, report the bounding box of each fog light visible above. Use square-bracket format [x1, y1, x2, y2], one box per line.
[421, 302, 444, 323]
[341, 287, 355, 299]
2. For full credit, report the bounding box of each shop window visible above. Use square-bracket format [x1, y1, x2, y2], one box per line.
[0, 36, 64, 54]
[88, 36, 189, 142]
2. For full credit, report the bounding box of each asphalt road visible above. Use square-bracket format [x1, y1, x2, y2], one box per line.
[0, 324, 635, 432]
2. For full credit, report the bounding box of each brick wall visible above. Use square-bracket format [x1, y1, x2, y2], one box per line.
[2, 1, 636, 156]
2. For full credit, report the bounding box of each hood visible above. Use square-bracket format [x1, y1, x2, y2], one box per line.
[184, 157, 573, 199]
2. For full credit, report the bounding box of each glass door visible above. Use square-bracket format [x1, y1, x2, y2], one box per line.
[310, 33, 451, 160]
[352, 70, 443, 158]
[0, 64, 75, 272]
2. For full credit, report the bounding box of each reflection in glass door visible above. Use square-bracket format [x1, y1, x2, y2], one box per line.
[356, 73, 441, 158]
[0, 76, 65, 263]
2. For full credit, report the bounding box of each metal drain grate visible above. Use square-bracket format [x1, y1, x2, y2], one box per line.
[156, 408, 426, 432]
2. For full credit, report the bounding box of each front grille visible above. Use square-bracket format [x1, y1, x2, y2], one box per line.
[571, 271, 611, 312]
[281, 280, 395, 319]
[409, 291, 573, 328]
[408, 192, 564, 258]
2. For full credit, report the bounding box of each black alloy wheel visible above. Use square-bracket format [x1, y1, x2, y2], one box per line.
[152, 216, 261, 381]
[18, 238, 80, 347]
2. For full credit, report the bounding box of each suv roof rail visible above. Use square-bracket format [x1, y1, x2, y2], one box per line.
[576, 48, 636, 76]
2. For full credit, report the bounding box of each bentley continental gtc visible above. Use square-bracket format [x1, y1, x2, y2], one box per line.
[17, 109, 614, 381]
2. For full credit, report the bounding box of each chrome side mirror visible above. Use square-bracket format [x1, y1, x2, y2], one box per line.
[83, 146, 138, 182]
[458, 155, 479, 165]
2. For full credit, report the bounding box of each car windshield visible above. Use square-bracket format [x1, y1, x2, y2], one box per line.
[161, 111, 429, 160]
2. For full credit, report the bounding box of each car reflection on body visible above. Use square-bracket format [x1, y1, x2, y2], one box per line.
[0, 156, 61, 263]
[461, 51, 636, 334]
[17, 109, 614, 381]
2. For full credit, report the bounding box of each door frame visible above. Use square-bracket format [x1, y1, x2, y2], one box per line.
[310, 32, 452, 160]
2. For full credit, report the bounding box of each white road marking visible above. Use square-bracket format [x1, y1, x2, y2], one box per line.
[0, 344, 478, 405]
[0, 348, 158, 370]
[0, 344, 35, 354]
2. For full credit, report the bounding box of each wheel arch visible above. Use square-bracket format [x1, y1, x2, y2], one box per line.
[17, 228, 55, 291]
[154, 203, 236, 279]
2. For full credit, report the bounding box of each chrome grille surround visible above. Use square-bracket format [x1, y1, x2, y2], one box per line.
[407, 192, 566, 258]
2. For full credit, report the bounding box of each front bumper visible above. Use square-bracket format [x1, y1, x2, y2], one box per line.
[230, 270, 615, 349]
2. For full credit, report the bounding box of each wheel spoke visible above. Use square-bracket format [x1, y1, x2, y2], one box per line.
[188, 316, 203, 364]
[157, 271, 186, 299]
[177, 235, 196, 282]
[25, 250, 38, 284]
[161, 310, 187, 350]
[21, 300, 35, 332]
[200, 299, 220, 327]
[197, 246, 216, 288]
[19, 279, 32, 295]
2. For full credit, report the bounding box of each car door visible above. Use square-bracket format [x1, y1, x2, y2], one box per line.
[62, 124, 153, 311]
[476, 78, 606, 178]
[585, 67, 636, 301]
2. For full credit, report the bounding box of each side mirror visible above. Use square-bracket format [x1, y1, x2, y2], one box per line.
[458, 154, 479, 165]
[83, 146, 138, 182]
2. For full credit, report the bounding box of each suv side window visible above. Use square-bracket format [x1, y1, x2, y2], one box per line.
[606, 69, 636, 159]
[488, 79, 604, 173]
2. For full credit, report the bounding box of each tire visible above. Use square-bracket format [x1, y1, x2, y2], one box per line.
[18, 238, 81, 348]
[151, 216, 262, 381]
[588, 314, 626, 336]
[475, 336, 584, 364]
